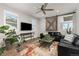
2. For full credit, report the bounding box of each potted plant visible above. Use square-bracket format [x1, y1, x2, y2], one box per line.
[0, 47, 5, 55]
[0, 25, 9, 55]
[0, 25, 19, 52]
[0, 25, 9, 33]
[5, 29, 19, 49]
[0, 25, 9, 41]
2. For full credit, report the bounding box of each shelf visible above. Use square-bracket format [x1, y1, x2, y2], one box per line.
[20, 32, 34, 41]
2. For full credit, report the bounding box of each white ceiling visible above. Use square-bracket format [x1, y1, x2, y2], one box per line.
[2, 3, 79, 19]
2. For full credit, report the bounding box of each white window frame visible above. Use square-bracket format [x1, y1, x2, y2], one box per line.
[4, 10, 18, 29]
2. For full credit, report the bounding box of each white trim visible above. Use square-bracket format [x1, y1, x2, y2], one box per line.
[63, 14, 74, 17]
[4, 10, 19, 29]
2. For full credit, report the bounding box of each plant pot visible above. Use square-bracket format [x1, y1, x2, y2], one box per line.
[0, 33, 5, 48]
[5, 41, 12, 50]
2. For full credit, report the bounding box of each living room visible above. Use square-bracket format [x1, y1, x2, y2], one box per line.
[0, 3, 79, 56]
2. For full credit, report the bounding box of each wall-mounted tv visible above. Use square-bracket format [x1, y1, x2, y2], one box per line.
[21, 22, 32, 31]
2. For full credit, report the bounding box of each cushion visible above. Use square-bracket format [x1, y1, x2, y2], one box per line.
[41, 34, 54, 43]
[72, 34, 79, 47]
[64, 34, 74, 43]
[43, 32, 48, 35]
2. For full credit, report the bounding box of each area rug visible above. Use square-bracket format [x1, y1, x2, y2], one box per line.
[19, 41, 59, 56]
[2, 38, 59, 56]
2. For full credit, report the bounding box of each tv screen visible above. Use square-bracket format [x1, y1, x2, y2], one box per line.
[21, 22, 32, 31]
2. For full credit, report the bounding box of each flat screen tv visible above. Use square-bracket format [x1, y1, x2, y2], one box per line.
[21, 22, 32, 31]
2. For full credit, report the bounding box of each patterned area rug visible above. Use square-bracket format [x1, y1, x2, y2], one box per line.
[2, 38, 59, 56]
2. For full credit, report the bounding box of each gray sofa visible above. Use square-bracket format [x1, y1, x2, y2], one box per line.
[58, 34, 79, 56]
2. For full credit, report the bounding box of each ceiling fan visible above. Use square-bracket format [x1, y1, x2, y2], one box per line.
[36, 3, 54, 15]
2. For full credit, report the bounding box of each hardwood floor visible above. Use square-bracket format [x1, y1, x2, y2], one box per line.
[2, 38, 59, 56]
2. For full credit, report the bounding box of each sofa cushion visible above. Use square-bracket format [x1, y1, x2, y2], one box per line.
[64, 34, 74, 43]
[72, 34, 79, 47]
[41, 34, 54, 43]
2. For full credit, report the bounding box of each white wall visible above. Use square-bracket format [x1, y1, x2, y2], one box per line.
[72, 13, 76, 33]
[57, 16, 64, 34]
[0, 5, 5, 25]
[69, 8, 79, 35]
[0, 4, 41, 47]
[39, 15, 75, 35]
[32, 19, 40, 38]
[39, 18, 46, 33]
[57, 14, 74, 35]
[0, 4, 40, 38]
[39, 16, 67, 35]
[73, 8, 79, 34]
[38, 13, 78, 36]
[17, 13, 32, 34]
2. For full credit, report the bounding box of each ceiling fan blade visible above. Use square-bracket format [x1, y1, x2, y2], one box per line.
[36, 10, 41, 13]
[42, 10, 46, 15]
[44, 9, 54, 11]
[43, 3, 48, 9]
[41, 5, 44, 9]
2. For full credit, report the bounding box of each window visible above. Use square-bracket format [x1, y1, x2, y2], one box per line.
[62, 15, 73, 32]
[62, 21, 73, 31]
[4, 10, 18, 29]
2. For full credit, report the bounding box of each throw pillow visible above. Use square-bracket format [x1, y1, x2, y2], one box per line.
[64, 34, 74, 43]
